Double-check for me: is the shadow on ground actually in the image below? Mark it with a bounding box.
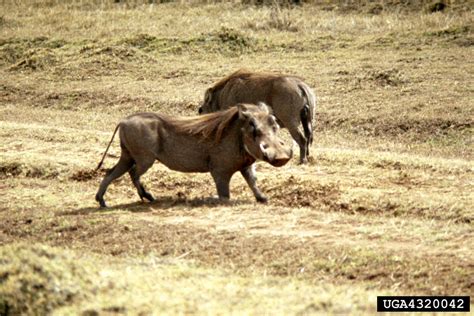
[59,196,252,216]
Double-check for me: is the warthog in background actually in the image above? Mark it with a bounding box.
[198,70,316,164]
[95,103,292,207]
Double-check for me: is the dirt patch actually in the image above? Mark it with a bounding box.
[215,27,254,48]
[39,90,147,110]
[177,27,257,55]
[423,25,473,46]
[70,169,100,182]
[424,25,471,38]
[121,33,158,49]
[0,37,65,69]
[1,85,154,110]
[87,45,156,63]
[373,160,403,170]
[150,171,209,192]
[0,37,157,74]
[0,84,35,103]
[358,117,473,138]
[116,29,256,56]
[366,69,405,87]
[264,176,341,209]
[0,46,24,67]
[65,45,156,77]
[317,110,472,140]
[319,0,471,14]
[334,68,406,89]
[0,162,22,178]
[452,36,474,47]
[8,48,58,72]
[0,162,60,180]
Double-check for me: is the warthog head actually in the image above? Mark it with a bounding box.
[239,103,292,167]
[198,88,215,114]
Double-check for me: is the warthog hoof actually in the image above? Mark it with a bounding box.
[142,192,155,202]
[299,157,308,165]
[218,196,230,203]
[95,194,107,208]
[256,195,268,203]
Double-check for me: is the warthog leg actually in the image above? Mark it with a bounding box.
[210,170,232,201]
[128,161,155,203]
[95,154,134,208]
[241,165,267,203]
[288,127,308,164]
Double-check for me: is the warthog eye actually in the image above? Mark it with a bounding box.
[249,120,259,139]
[268,115,279,132]
[268,115,276,125]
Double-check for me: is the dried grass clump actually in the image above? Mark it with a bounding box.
[268,2,300,32]
[8,48,58,72]
[0,162,61,179]
[244,2,301,32]
[0,243,96,315]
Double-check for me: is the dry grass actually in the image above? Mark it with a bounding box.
[1,1,473,314]
[1,243,384,315]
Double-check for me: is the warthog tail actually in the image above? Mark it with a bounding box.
[298,83,316,145]
[300,104,312,146]
[96,123,121,171]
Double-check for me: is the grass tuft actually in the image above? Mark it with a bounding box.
[0,162,61,179]
[0,243,95,315]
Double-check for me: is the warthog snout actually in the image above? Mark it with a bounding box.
[260,142,293,167]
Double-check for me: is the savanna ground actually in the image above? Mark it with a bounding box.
[0,0,473,314]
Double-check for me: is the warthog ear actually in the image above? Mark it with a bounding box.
[204,88,213,104]
[257,102,270,114]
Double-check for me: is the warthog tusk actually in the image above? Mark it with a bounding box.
[259,143,269,161]
[244,143,259,160]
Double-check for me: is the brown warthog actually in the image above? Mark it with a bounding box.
[95,103,292,207]
[198,70,316,164]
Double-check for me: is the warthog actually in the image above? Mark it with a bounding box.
[198,70,316,164]
[95,103,292,207]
